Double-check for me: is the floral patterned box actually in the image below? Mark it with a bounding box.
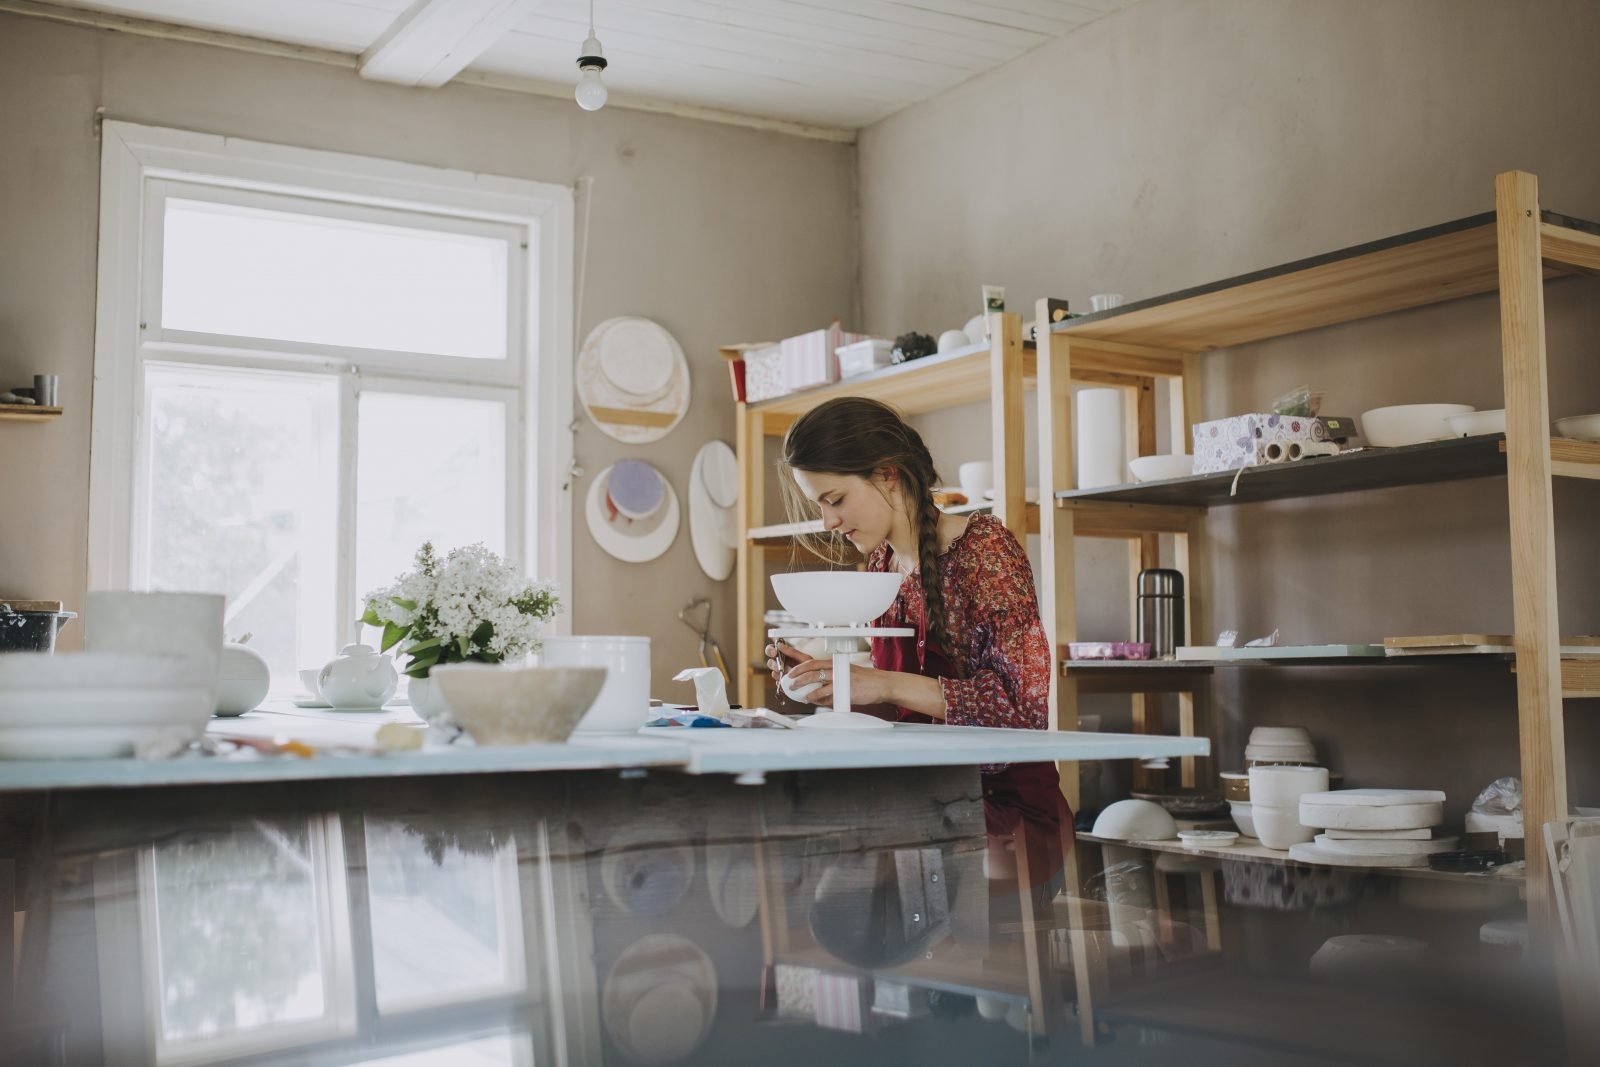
[1191,413,1357,474]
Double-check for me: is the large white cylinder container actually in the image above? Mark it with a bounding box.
[1076,388,1126,489]
[540,635,651,732]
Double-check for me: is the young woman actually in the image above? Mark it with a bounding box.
[766,396,1072,896]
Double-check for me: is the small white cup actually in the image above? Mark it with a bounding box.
[958,460,994,501]
[1090,293,1125,312]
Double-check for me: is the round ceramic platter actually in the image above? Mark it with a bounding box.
[601,934,717,1066]
[600,825,695,918]
[578,317,691,443]
[688,442,737,581]
[586,461,680,563]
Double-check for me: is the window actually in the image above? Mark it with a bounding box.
[92,123,574,691]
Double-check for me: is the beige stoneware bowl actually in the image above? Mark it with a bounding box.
[431,664,607,745]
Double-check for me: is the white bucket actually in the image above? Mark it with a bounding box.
[540,635,651,732]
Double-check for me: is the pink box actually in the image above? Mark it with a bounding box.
[780,322,867,392]
[1191,414,1350,474]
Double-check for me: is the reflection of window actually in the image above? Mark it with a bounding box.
[363,819,527,1014]
[141,816,355,1064]
[349,1030,534,1067]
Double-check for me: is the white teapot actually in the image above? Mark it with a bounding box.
[318,644,399,710]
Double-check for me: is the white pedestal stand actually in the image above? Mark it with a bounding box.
[769,626,914,731]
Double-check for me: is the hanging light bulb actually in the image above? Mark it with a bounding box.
[574,0,608,111]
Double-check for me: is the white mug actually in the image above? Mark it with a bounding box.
[540,635,646,732]
[958,460,993,501]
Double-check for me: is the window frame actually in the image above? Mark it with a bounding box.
[91,121,574,627]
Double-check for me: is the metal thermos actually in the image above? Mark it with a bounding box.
[1136,569,1185,658]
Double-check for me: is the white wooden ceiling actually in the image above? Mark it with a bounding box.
[19,0,1137,133]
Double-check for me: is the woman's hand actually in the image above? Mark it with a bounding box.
[766,642,900,708]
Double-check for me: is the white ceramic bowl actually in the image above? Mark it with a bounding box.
[1252,802,1316,850]
[1445,409,1506,437]
[1555,414,1600,442]
[1359,404,1474,447]
[1249,765,1330,808]
[770,571,904,627]
[1091,798,1178,841]
[0,651,190,688]
[1249,725,1312,745]
[1128,454,1195,483]
[1228,799,1256,838]
[0,685,213,759]
[431,664,606,745]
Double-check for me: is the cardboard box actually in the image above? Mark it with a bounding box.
[1192,413,1358,474]
[718,323,867,403]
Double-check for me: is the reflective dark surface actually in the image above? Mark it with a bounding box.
[0,766,1581,1065]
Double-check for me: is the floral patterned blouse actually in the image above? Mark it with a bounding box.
[867,513,1051,730]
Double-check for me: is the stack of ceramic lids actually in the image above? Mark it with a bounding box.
[1289,789,1455,867]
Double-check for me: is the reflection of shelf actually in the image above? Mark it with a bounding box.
[1099,971,1529,1066]
[775,946,1033,1007]
[0,404,63,422]
[1078,832,1525,886]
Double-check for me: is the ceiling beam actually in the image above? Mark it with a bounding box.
[359,0,549,88]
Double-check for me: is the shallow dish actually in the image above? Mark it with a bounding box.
[1130,787,1227,816]
[1128,454,1195,483]
[1554,413,1600,441]
[1178,830,1239,849]
[1445,409,1506,437]
[1359,404,1474,447]
[770,571,904,627]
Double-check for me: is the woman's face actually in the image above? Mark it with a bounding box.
[792,468,898,555]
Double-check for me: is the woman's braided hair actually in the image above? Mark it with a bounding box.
[779,397,949,653]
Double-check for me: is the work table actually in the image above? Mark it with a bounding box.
[0,700,1208,792]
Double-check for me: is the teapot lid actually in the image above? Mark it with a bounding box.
[338,643,377,656]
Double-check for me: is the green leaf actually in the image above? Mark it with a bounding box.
[393,597,418,611]
[360,607,383,626]
[406,651,440,675]
[457,635,471,659]
[404,663,434,679]
[405,636,443,654]
[379,621,406,653]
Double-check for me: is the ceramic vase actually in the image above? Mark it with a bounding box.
[408,673,455,729]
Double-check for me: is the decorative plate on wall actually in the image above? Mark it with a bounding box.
[578,317,691,443]
[586,460,680,563]
[687,441,738,581]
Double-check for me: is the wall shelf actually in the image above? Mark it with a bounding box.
[0,404,62,422]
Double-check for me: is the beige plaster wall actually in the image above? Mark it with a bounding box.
[0,12,857,694]
[858,0,1600,815]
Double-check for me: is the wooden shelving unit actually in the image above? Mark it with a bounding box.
[730,314,1043,709]
[0,404,62,422]
[1031,175,1598,1046]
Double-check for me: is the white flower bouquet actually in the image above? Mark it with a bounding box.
[360,542,560,678]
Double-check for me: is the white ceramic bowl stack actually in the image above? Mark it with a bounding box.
[1247,765,1329,849]
[1244,725,1317,766]
[0,653,214,759]
[1290,789,1450,866]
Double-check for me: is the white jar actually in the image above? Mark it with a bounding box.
[540,635,650,732]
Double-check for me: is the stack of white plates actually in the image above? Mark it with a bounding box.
[0,652,213,759]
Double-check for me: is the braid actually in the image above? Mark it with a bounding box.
[912,470,949,653]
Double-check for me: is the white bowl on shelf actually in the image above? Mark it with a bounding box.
[1252,802,1316,850]
[1444,409,1506,437]
[1248,725,1312,745]
[1091,798,1178,841]
[770,571,904,627]
[1228,799,1257,838]
[1128,454,1195,483]
[1359,404,1474,447]
[1249,765,1330,808]
[1554,414,1600,441]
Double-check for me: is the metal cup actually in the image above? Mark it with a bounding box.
[33,374,59,407]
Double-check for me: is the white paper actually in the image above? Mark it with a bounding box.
[673,666,730,720]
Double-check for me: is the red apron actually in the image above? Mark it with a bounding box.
[870,628,1072,898]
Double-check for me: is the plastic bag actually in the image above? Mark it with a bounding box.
[1471,776,1522,816]
[1271,384,1324,418]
